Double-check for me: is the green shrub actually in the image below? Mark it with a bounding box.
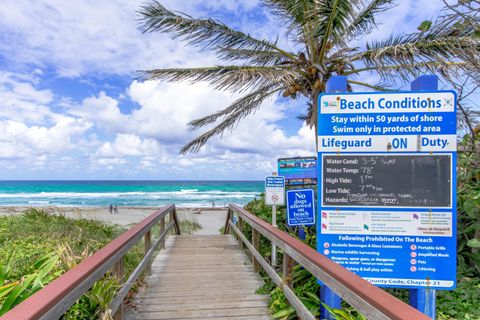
[0,209,143,318]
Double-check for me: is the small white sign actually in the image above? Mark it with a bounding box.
[265,176,285,205]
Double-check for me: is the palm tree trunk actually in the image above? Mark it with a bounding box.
[311,92,320,152]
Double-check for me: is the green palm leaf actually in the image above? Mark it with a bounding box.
[216,48,289,66]
[188,85,281,129]
[313,0,356,54]
[355,35,480,69]
[138,0,295,60]
[343,0,396,39]
[138,65,296,92]
[181,87,281,153]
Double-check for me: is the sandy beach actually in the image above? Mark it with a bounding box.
[0,206,228,235]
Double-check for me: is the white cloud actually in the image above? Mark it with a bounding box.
[71,92,129,133]
[96,133,163,157]
[0,72,57,124]
[128,80,238,142]
[0,118,92,160]
[0,0,257,77]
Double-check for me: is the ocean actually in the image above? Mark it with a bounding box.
[0,181,263,207]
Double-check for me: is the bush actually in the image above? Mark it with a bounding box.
[0,209,143,318]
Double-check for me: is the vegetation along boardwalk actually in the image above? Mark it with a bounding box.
[129,234,272,320]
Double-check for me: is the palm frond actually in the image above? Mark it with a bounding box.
[137,65,296,92]
[312,0,358,53]
[181,87,281,153]
[138,1,296,60]
[351,6,480,70]
[343,0,396,39]
[262,0,316,44]
[189,85,280,129]
[346,61,470,85]
[347,80,395,91]
[262,0,313,25]
[216,48,289,66]
[353,34,480,73]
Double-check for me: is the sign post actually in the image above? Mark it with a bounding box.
[408,75,442,318]
[278,156,317,240]
[265,175,285,267]
[317,75,457,319]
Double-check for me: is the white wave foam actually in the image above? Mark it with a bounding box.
[0,191,260,199]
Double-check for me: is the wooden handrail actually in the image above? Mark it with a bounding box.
[2,204,181,320]
[225,204,431,320]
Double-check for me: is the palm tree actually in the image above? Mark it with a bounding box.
[137,0,480,153]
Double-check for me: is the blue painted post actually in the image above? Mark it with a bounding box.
[298,228,306,241]
[319,76,346,319]
[410,74,437,319]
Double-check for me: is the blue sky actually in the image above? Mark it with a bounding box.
[0,0,445,180]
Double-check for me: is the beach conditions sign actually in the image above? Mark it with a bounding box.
[317,90,457,289]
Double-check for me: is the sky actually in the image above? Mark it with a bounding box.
[0,0,446,180]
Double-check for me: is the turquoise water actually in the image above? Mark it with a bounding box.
[0,181,263,207]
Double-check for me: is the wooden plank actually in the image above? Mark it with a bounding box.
[132,314,271,320]
[138,295,269,305]
[138,290,267,299]
[140,300,270,312]
[112,259,124,320]
[283,252,294,290]
[132,235,271,320]
[132,307,271,319]
[252,229,260,272]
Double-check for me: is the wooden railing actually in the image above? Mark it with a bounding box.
[224,204,431,320]
[2,204,181,320]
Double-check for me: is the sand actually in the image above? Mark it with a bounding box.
[0,206,228,235]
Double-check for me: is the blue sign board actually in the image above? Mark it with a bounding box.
[287,189,315,226]
[317,90,457,290]
[278,157,317,186]
[265,176,285,188]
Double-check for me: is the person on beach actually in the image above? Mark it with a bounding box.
[114,205,118,214]
[109,204,113,214]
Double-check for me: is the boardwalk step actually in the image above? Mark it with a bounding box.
[130,235,272,320]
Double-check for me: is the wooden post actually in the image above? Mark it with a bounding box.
[144,231,152,275]
[160,217,166,249]
[282,253,294,289]
[112,258,124,320]
[252,229,260,272]
[223,208,231,234]
[230,212,234,235]
[238,217,244,249]
[169,211,174,235]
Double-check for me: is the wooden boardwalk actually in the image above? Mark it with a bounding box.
[129,235,272,320]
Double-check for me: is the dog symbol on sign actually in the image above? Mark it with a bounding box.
[271,194,279,203]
